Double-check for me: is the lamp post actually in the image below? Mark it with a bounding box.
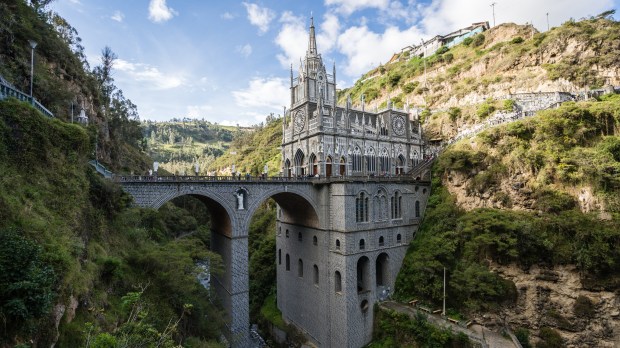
[546,12,550,31]
[29,40,38,103]
[490,2,497,27]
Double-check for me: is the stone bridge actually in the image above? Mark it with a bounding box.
[117,174,430,347]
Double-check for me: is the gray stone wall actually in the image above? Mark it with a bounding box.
[120,178,430,348]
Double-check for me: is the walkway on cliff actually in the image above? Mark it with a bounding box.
[379,301,520,348]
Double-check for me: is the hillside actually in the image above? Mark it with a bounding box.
[142,119,236,175]
[0,0,150,172]
[340,16,620,140]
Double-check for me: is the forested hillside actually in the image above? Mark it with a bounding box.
[0,2,228,346]
[142,119,236,175]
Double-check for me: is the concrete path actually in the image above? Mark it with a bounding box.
[380,301,517,348]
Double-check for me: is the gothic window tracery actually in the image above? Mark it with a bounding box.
[352,146,363,172]
[391,191,402,219]
[356,191,369,222]
[365,146,376,173]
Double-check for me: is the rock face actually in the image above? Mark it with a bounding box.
[490,263,619,347]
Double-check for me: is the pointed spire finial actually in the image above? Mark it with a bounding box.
[307,12,317,56]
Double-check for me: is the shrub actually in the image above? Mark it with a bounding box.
[403,81,419,94]
[503,99,516,111]
[436,46,449,55]
[443,52,454,63]
[515,327,532,348]
[472,34,485,47]
[573,295,595,319]
[537,327,564,348]
[388,72,402,87]
[477,99,496,119]
[448,107,462,122]
[532,189,576,213]
[462,37,473,46]
[511,36,525,44]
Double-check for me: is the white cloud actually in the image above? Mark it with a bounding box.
[317,13,340,53]
[324,0,389,15]
[420,0,614,36]
[186,104,214,118]
[243,2,276,34]
[232,77,289,110]
[236,44,253,57]
[221,12,235,20]
[111,10,124,22]
[337,24,422,76]
[114,59,183,90]
[275,11,307,67]
[148,0,177,23]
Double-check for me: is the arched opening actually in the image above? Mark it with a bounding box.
[396,154,405,175]
[309,153,318,176]
[396,234,402,244]
[336,239,341,250]
[284,159,291,178]
[286,254,290,271]
[379,236,384,246]
[326,156,332,177]
[357,256,370,293]
[313,235,318,246]
[313,264,319,285]
[415,200,420,217]
[278,249,281,264]
[359,239,365,250]
[294,149,305,176]
[335,271,342,292]
[339,156,346,176]
[376,253,389,286]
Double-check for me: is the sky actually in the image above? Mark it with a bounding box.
[50,0,619,126]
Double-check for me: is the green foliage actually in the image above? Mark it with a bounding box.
[448,107,462,122]
[476,98,496,119]
[388,72,402,87]
[532,189,576,213]
[511,36,525,44]
[436,46,449,55]
[515,327,532,348]
[573,295,595,319]
[369,308,472,347]
[503,99,516,111]
[402,81,418,94]
[536,327,564,348]
[462,37,473,46]
[472,33,485,47]
[0,227,56,340]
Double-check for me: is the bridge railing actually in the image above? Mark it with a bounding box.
[114,174,428,184]
[0,81,54,118]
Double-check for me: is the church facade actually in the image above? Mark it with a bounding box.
[280,20,425,178]
[275,19,429,348]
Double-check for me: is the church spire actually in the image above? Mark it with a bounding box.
[307,15,317,57]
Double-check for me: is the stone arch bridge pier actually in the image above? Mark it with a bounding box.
[118,174,430,347]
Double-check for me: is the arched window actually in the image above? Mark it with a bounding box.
[298,232,302,242]
[286,254,290,271]
[278,249,281,265]
[396,154,405,174]
[352,146,363,173]
[313,235,318,246]
[294,149,305,176]
[335,271,342,292]
[365,147,376,173]
[286,229,289,238]
[396,234,402,244]
[309,153,318,176]
[379,147,390,174]
[298,259,303,277]
[379,236,384,246]
[336,239,341,250]
[359,239,365,250]
[356,192,369,222]
[415,200,420,217]
[391,191,402,219]
[313,265,319,285]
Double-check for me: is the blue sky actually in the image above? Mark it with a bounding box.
[50,0,619,125]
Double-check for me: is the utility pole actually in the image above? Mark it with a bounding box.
[28,40,37,103]
[490,2,497,27]
[546,12,550,31]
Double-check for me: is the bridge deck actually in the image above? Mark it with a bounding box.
[114,175,430,184]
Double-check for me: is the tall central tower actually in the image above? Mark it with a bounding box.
[276,18,428,348]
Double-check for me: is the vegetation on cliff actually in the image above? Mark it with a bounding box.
[0,100,225,346]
